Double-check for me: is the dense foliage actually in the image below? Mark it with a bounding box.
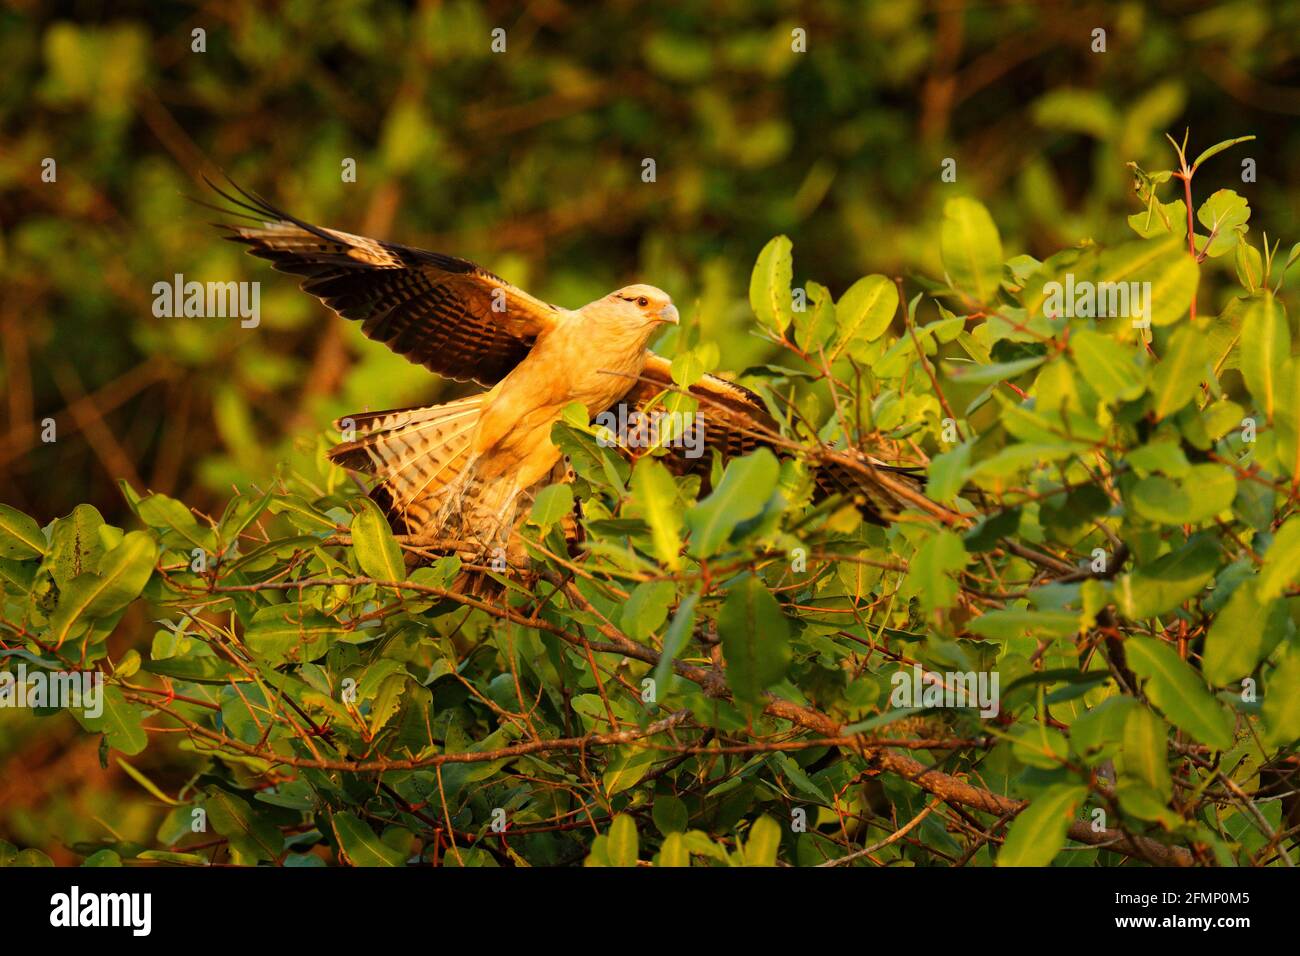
[3,129,1299,866]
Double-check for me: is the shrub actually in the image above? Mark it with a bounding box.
[2,135,1297,867]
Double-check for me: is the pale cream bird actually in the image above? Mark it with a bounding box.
[213,181,921,567]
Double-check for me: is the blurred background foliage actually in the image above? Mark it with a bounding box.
[2,0,1300,860]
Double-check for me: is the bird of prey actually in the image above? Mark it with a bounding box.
[213,183,923,567]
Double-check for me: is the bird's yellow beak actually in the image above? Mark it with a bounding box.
[657,303,680,325]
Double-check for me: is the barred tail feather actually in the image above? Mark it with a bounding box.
[327,396,485,538]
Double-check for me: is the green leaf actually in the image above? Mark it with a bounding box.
[795,280,838,352]
[1121,706,1172,799]
[1011,723,1071,769]
[244,607,346,664]
[1191,135,1255,172]
[1235,240,1264,292]
[0,847,55,867]
[1259,517,1300,601]
[940,197,1003,306]
[1113,534,1218,619]
[1071,331,1146,402]
[219,486,274,547]
[1263,651,1300,747]
[1275,358,1300,479]
[970,442,1080,482]
[116,757,180,806]
[1195,189,1250,258]
[1126,637,1233,750]
[1127,199,1187,239]
[0,504,46,560]
[749,235,793,334]
[904,530,967,614]
[743,815,781,866]
[1070,696,1136,761]
[135,493,215,552]
[967,609,1080,641]
[630,458,683,569]
[652,795,689,835]
[1150,326,1210,419]
[1239,292,1289,421]
[204,787,286,863]
[1125,440,1189,477]
[652,593,698,697]
[331,811,405,867]
[133,850,207,866]
[774,751,829,802]
[529,483,574,528]
[1094,236,1198,327]
[685,448,780,557]
[46,531,157,647]
[670,342,719,388]
[620,580,674,639]
[997,784,1086,867]
[367,672,407,736]
[350,498,406,583]
[45,504,106,588]
[1202,581,1288,685]
[606,814,639,867]
[658,832,690,867]
[926,442,972,503]
[1129,465,1235,526]
[81,849,122,867]
[830,274,897,359]
[603,744,658,797]
[718,575,791,706]
[73,685,147,755]
[945,355,1046,385]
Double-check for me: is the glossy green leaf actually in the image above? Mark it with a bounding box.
[941,197,1003,305]
[630,458,683,569]
[1239,292,1289,421]
[529,483,574,528]
[0,504,46,560]
[350,498,406,582]
[749,235,793,334]
[904,530,967,614]
[606,814,639,867]
[1150,326,1210,419]
[1126,637,1233,750]
[331,811,405,867]
[831,274,897,359]
[685,448,780,557]
[743,815,781,866]
[1258,516,1300,602]
[1202,581,1289,685]
[1121,705,1172,799]
[997,784,1086,867]
[717,575,791,706]
[46,531,157,647]
[1263,651,1300,747]
[1071,330,1146,401]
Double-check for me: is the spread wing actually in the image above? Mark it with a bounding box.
[621,354,925,524]
[212,180,561,386]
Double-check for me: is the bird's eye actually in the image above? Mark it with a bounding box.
[637,297,649,307]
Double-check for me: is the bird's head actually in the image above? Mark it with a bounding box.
[596,284,679,332]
